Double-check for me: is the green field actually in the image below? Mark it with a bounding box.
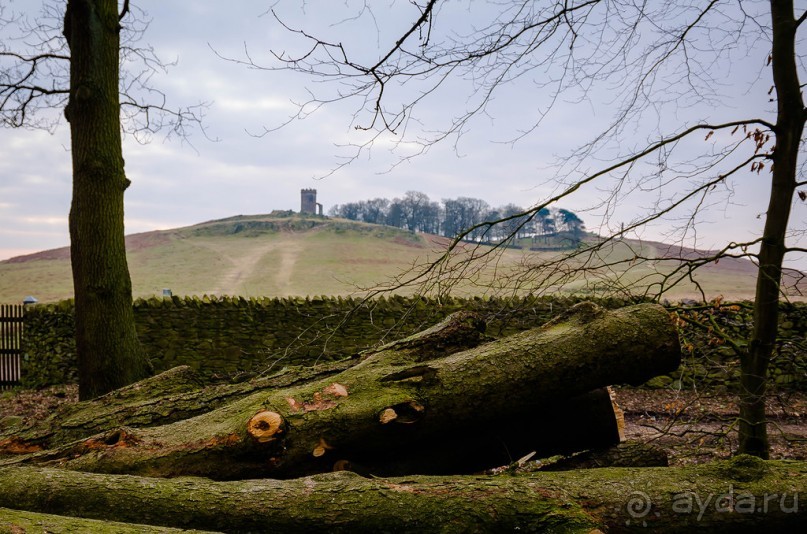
[1,214,801,303]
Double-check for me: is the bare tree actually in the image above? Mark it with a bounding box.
[1,0,203,399]
[245,0,806,458]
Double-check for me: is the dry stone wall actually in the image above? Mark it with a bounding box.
[19,296,806,391]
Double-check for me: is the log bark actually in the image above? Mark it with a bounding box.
[0,455,803,533]
[1,303,680,479]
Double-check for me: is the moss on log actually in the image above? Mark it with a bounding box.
[361,309,489,361]
[0,456,803,533]
[0,507,215,533]
[2,303,679,479]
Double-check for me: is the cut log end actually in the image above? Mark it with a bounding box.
[247,411,284,443]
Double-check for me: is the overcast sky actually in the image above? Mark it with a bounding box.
[1,1,805,270]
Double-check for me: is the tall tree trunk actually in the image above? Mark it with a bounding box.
[63,0,149,400]
[740,0,805,458]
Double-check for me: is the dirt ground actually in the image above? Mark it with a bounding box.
[1,385,805,466]
[613,386,807,464]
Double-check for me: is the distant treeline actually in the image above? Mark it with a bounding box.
[329,191,585,244]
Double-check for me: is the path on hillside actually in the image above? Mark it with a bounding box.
[273,241,301,294]
[194,238,302,296]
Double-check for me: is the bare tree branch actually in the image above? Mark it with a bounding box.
[1,1,206,140]
[119,0,130,22]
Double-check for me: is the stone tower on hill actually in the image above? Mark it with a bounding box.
[300,189,323,215]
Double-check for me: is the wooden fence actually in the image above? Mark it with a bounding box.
[0,304,23,389]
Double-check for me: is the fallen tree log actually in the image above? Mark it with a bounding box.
[1,310,489,452]
[2,303,679,479]
[0,456,803,532]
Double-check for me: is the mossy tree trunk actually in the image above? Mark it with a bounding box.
[3,303,680,480]
[63,0,149,400]
[0,456,804,532]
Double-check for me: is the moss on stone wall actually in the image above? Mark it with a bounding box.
[18,296,806,391]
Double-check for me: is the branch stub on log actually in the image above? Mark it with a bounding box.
[312,438,333,457]
[379,408,398,424]
[379,401,425,425]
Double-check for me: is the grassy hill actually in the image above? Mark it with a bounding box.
[1,213,802,303]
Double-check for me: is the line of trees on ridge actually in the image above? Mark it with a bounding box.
[329,191,586,247]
